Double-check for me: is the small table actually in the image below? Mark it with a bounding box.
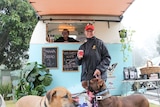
[122,79,160,104]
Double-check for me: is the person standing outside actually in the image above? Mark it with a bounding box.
[76,23,111,89]
[54,29,79,42]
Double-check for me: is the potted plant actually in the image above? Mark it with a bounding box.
[119,29,127,38]
[119,29,135,62]
[10,62,53,100]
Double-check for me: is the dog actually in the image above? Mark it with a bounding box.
[82,78,149,107]
[16,87,76,107]
[0,94,6,107]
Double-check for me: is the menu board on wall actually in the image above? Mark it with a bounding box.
[42,47,58,68]
[63,50,78,71]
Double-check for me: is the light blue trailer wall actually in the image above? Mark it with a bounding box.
[29,43,132,95]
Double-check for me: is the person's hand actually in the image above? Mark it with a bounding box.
[77,50,84,59]
[93,69,101,78]
[77,54,83,59]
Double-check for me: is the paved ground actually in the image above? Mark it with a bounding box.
[121,80,160,105]
[144,88,160,105]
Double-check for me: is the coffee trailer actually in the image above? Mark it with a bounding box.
[28,0,134,95]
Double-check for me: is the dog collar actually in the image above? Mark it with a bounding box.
[96,89,109,96]
[40,97,48,107]
[44,100,47,107]
[95,94,111,100]
[95,89,111,100]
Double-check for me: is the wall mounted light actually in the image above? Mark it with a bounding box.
[58,24,75,31]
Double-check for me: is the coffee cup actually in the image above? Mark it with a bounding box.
[78,50,84,57]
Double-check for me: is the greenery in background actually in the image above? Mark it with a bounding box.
[0,0,38,70]
[0,83,12,100]
[11,62,53,100]
[119,29,135,62]
[54,34,62,41]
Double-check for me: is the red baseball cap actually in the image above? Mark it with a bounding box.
[85,24,94,31]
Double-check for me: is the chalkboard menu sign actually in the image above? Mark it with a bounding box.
[42,47,58,68]
[63,50,78,71]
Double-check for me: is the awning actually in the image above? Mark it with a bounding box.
[28,0,134,22]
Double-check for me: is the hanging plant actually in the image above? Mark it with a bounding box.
[119,29,127,38]
[119,29,135,62]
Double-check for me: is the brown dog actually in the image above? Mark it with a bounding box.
[82,78,149,107]
[16,87,76,107]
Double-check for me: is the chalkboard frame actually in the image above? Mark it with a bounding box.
[42,47,58,68]
[62,50,79,72]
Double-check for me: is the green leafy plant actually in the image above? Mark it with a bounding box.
[0,0,38,70]
[119,29,135,62]
[54,34,62,41]
[119,29,127,38]
[0,83,12,100]
[11,62,53,100]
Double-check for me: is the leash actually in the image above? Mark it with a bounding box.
[72,90,87,98]
[72,91,91,107]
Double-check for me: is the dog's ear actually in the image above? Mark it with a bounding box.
[90,78,98,83]
[82,81,88,90]
[97,79,104,87]
[46,90,56,104]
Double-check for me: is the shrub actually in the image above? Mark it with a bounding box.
[11,62,53,100]
[0,83,12,100]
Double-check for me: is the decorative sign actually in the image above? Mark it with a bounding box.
[107,78,116,89]
[107,63,118,77]
[63,50,78,71]
[42,47,58,68]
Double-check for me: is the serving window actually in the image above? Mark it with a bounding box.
[46,23,87,43]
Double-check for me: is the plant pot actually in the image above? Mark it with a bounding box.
[119,29,127,38]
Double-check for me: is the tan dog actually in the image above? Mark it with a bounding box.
[16,87,76,107]
[82,78,149,107]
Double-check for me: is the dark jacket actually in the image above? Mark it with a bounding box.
[54,37,79,42]
[76,36,111,81]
